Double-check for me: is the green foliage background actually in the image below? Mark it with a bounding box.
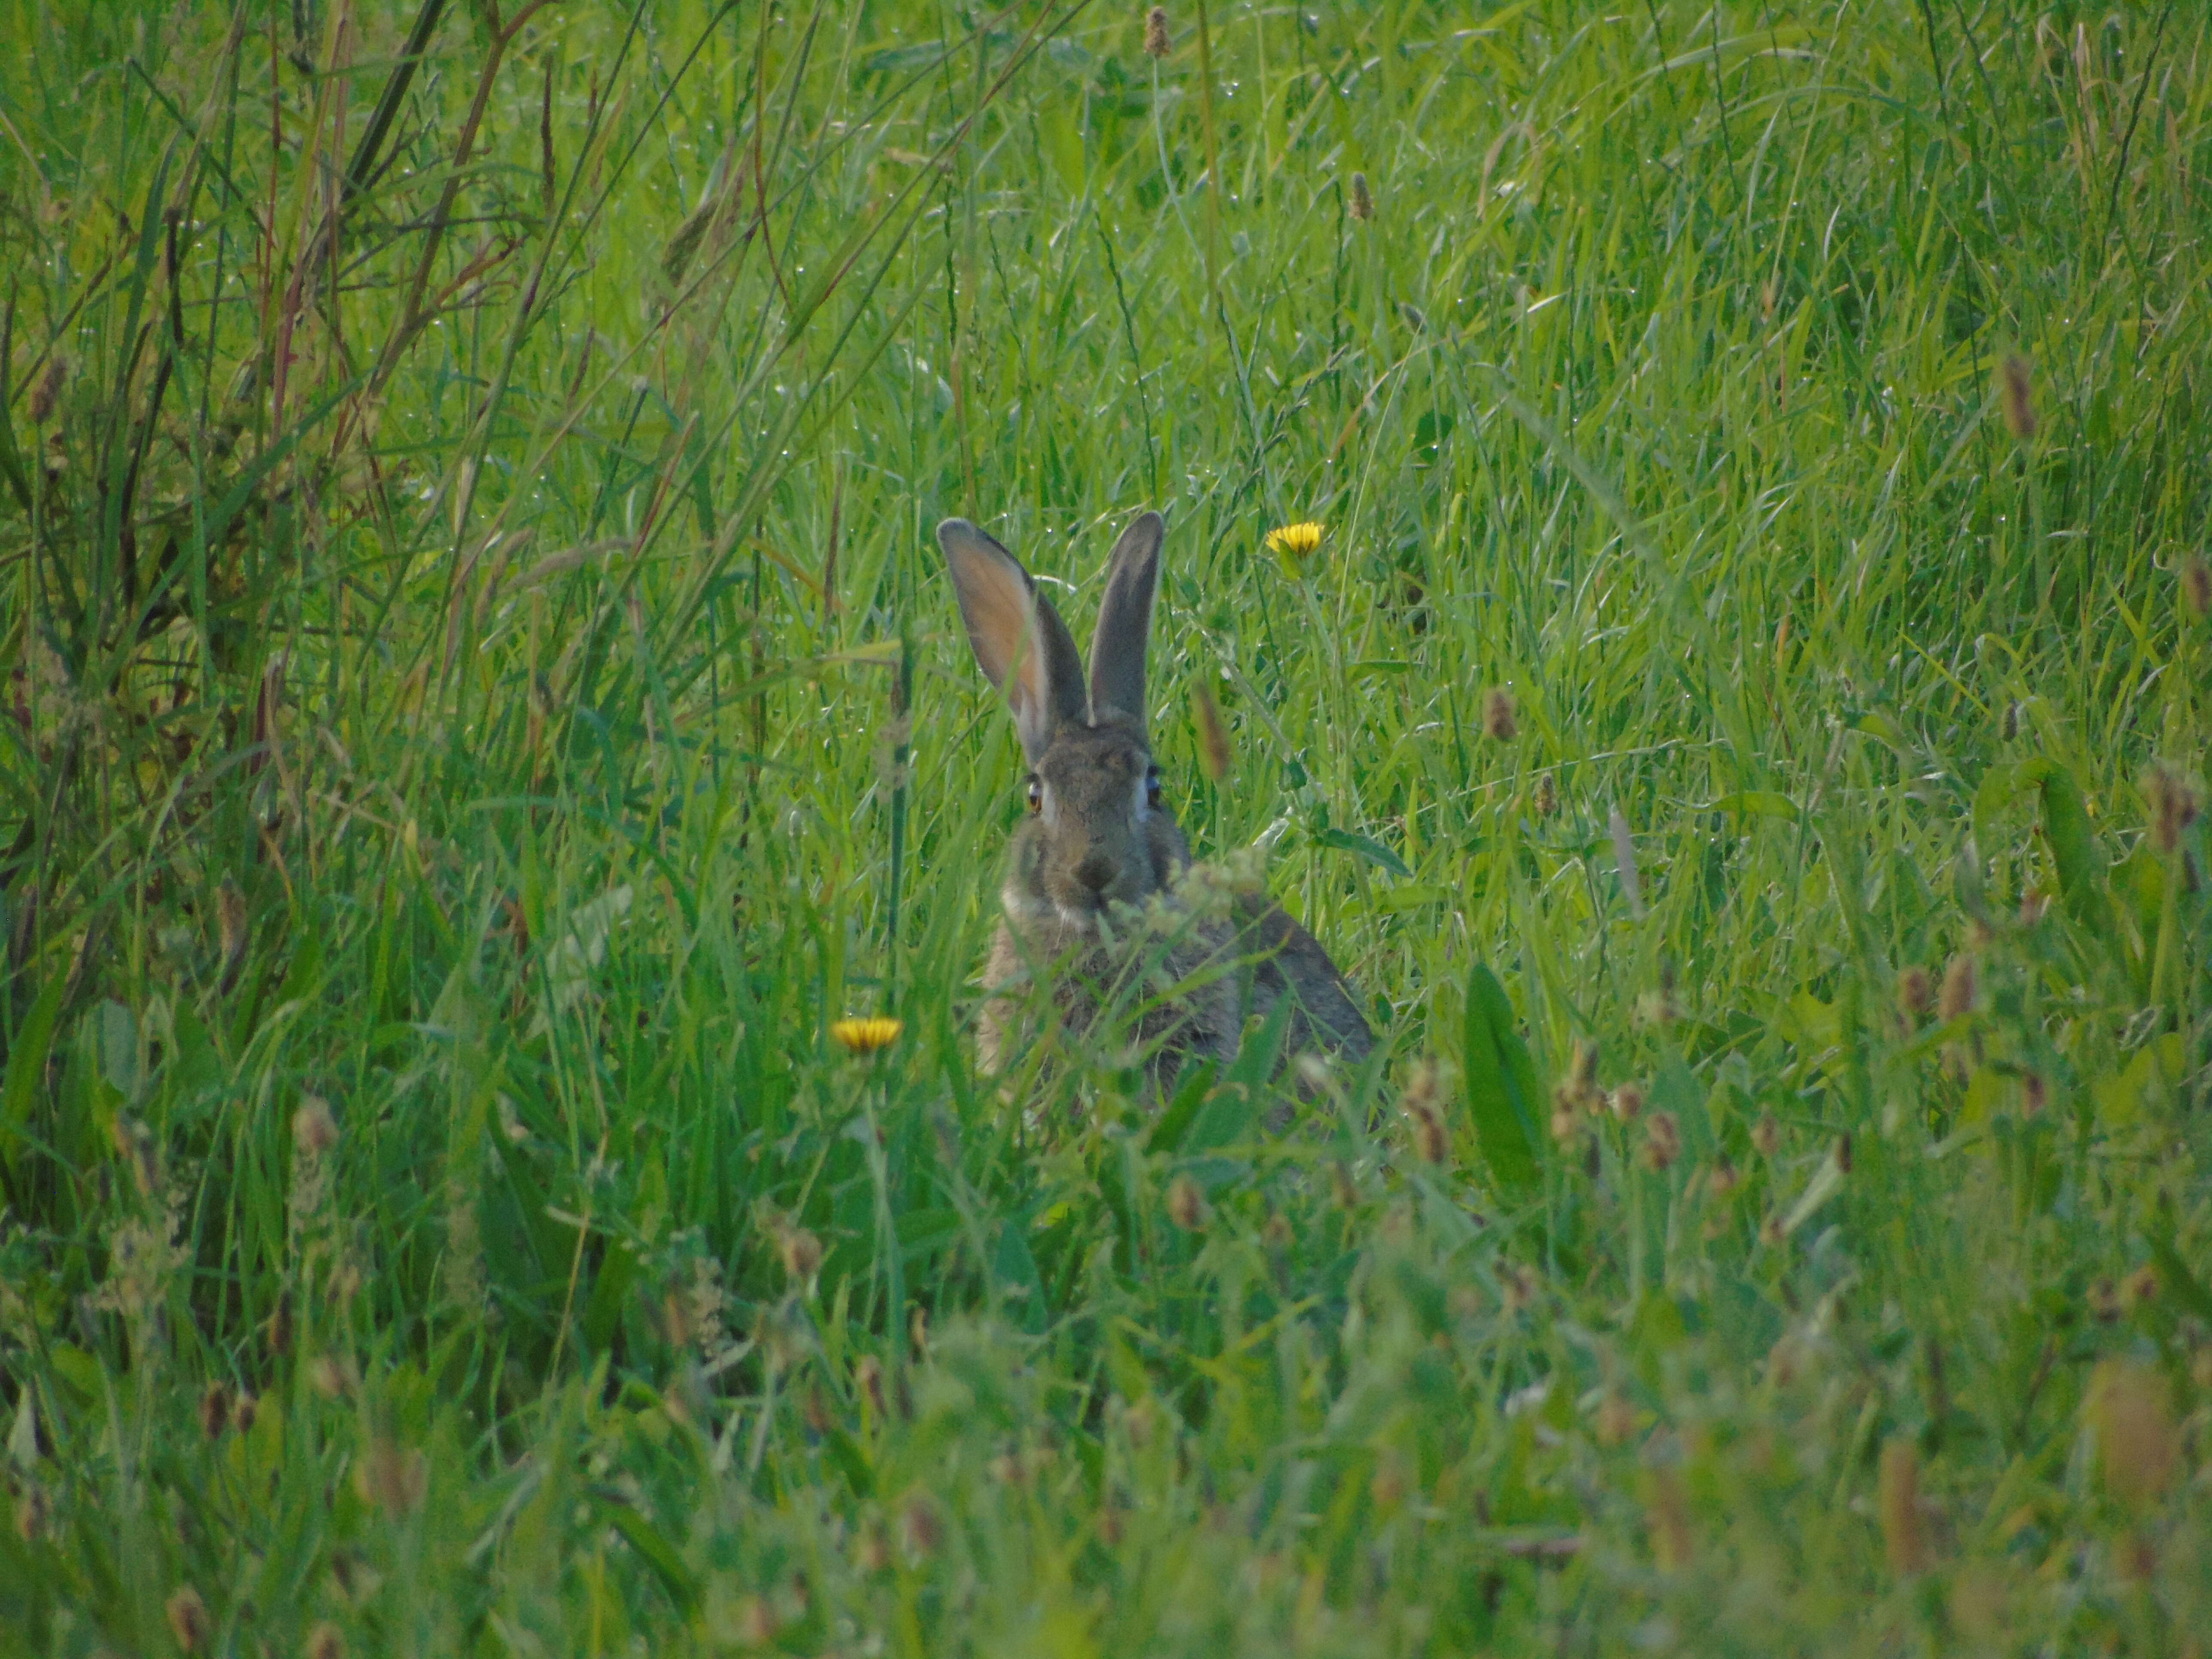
[2,1,2210,1653]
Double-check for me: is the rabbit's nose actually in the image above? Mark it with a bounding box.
[1074,852,1118,893]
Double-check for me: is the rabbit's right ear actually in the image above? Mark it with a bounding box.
[1089,511,1164,726]
[939,519,1087,763]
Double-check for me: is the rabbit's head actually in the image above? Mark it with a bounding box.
[940,512,1182,928]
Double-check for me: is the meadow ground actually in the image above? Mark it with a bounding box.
[3,1,2211,1653]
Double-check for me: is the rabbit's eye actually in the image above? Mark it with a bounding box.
[1146,768,1164,811]
[1025,776,1043,815]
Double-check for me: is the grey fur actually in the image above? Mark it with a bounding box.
[939,512,1373,1098]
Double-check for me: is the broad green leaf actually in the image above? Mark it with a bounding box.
[1146,1058,1216,1155]
[1369,884,1450,914]
[1316,827,1412,879]
[1461,963,1543,1195]
[2038,766,2106,922]
[2148,1234,2212,1323]
[602,1504,697,1612]
[1,967,68,1169]
[2092,1033,2185,1126]
[1972,757,2039,843]
[1706,790,1799,822]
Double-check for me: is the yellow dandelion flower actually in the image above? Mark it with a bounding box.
[1266,522,1326,578]
[830,1015,903,1055]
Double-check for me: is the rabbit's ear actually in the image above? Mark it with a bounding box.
[940,518,1088,762]
[1088,511,1164,727]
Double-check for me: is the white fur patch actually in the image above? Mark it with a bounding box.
[1002,878,1054,922]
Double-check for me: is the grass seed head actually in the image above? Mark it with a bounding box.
[855,1354,885,1418]
[198,1382,230,1440]
[1167,1173,1209,1232]
[857,1517,892,1574]
[1595,1392,1636,1446]
[1483,686,1517,741]
[1563,1037,1599,1106]
[2144,764,2199,855]
[307,1623,346,1659]
[901,1492,943,1557]
[1329,1159,1359,1210]
[2087,1276,2121,1323]
[1752,1112,1780,1158]
[733,1595,778,1647]
[1999,352,2036,440]
[217,878,249,988]
[1643,1461,1692,1570]
[28,354,65,425]
[1938,954,1978,1021]
[1403,1060,1451,1164]
[1192,680,1232,784]
[1766,1331,1805,1387]
[1548,1095,1580,1146]
[231,1391,257,1435]
[293,1095,339,1158]
[167,1586,210,1654]
[308,1353,353,1399]
[1642,1111,1681,1171]
[359,1436,426,1512]
[1120,1398,1157,1447]
[1370,1451,1410,1510]
[14,1480,49,1542]
[1878,1439,1929,1576]
[2182,556,2212,621]
[778,1225,823,1286]
[1708,1156,1740,1197]
[1609,1081,1644,1121]
[1533,771,1558,816]
[2021,1071,2047,1116]
[1143,6,1170,58]
[1896,965,1933,1022]
[111,1115,158,1198]
[1939,1040,1970,1082]
[1349,171,1375,222]
[2088,1360,2176,1508]
[1500,1261,1538,1312]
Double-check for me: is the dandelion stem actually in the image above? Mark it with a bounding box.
[886,624,912,1013]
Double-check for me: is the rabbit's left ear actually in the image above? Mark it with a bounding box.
[1089,512,1164,726]
[940,517,1088,762]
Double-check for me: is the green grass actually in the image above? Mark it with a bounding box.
[3,0,2211,1652]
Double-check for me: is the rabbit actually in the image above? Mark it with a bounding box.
[939,510,1374,1097]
